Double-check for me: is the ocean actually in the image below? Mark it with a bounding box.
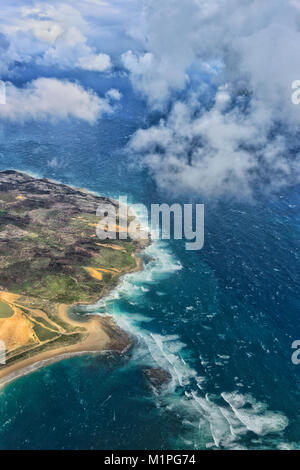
[0,74,299,450]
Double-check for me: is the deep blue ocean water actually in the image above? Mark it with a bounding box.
[0,75,299,449]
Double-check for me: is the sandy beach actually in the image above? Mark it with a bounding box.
[0,171,149,390]
[0,303,132,389]
[0,249,146,389]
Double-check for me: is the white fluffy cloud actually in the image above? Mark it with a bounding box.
[126,0,300,197]
[131,88,299,197]
[0,78,117,123]
[124,0,300,117]
[1,0,300,198]
[77,53,111,72]
[105,88,122,100]
[0,2,114,73]
[122,50,189,110]
[121,0,200,109]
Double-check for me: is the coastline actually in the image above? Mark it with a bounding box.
[0,351,111,390]
[0,304,133,389]
[0,171,150,389]
[0,245,147,389]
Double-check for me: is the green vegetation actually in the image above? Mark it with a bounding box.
[102,272,113,283]
[47,313,78,332]
[0,301,14,318]
[19,307,61,332]
[125,242,136,254]
[32,322,59,342]
[0,171,146,374]
[34,316,60,331]
[91,248,136,271]
[5,341,37,361]
[39,274,102,303]
[0,170,144,309]
[2,333,85,367]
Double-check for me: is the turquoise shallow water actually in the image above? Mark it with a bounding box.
[0,76,299,449]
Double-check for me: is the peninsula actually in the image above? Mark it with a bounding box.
[0,170,147,386]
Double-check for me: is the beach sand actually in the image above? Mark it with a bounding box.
[0,303,132,389]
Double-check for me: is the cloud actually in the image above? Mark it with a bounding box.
[77,53,111,72]
[1,0,299,198]
[121,0,200,109]
[0,0,146,76]
[0,78,115,123]
[105,88,122,100]
[0,32,9,51]
[130,88,300,198]
[126,0,300,198]
[0,2,116,74]
[122,50,189,109]
[30,4,112,71]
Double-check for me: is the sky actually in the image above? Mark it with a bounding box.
[1,0,300,199]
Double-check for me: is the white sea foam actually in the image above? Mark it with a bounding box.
[175,387,289,449]
[221,392,289,436]
[94,240,182,311]
[87,234,289,449]
[9,179,288,448]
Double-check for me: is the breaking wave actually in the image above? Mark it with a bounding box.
[83,235,290,450]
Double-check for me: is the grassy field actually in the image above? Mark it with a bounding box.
[32,322,59,342]
[0,301,14,318]
[0,171,145,372]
